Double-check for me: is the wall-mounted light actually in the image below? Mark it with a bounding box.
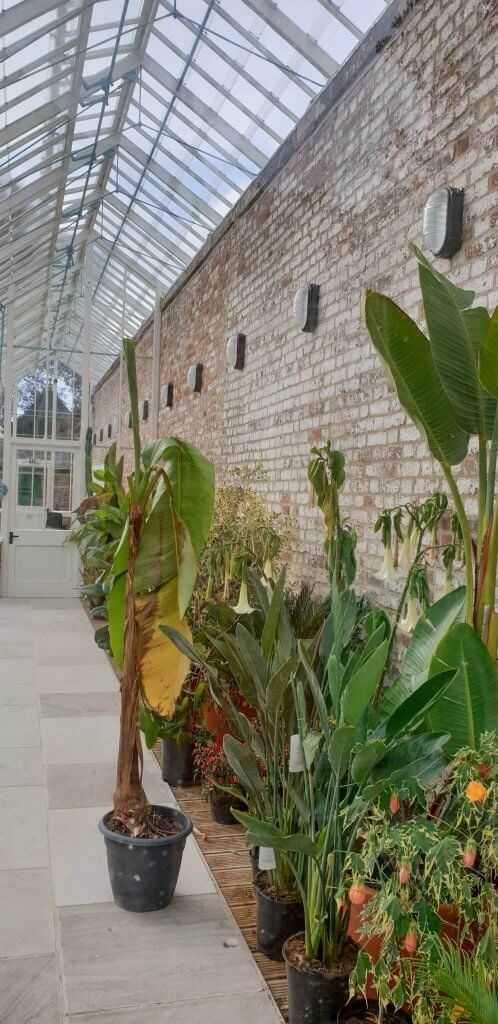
[293,283,320,332]
[125,409,132,428]
[422,187,464,258]
[187,363,203,393]
[107,423,112,439]
[139,399,148,421]
[226,332,246,370]
[161,382,174,408]
[99,428,104,442]
[92,432,97,446]
[112,418,119,436]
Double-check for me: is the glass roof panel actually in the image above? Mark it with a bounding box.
[0,0,390,388]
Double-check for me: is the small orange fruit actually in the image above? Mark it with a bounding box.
[389,793,400,815]
[466,780,487,803]
[463,842,476,868]
[399,863,411,885]
[349,884,368,906]
[403,928,417,954]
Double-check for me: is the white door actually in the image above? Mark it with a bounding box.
[7,447,79,598]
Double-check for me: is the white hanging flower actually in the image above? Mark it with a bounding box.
[399,596,419,634]
[263,558,273,579]
[443,575,452,596]
[378,544,396,581]
[398,534,412,571]
[409,529,420,560]
[231,581,254,615]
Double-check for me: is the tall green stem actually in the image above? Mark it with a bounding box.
[123,338,142,487]
[478,438,488,555]
[486,407,498,525]
[441,464,473,625]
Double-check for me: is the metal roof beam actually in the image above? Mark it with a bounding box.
[143,53,267,170]
[241,0,338,79]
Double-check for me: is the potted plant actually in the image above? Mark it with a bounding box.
[364,250,498,693]
[166,566,307,959]
[192,739,246,824]
[349,734,498,1019]
[139,668,206,786]
[88,338,215,912]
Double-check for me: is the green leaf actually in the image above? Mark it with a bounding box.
[298,639,330,741]
[351,739,387,785]
[232,810,318,859]
[223,735,264,797]
[328,725,356,779]
[369,733,450,790]
[384,669,456,743]
[429,622,498,755]
[302,731,322,769]
[479,306,498,399]
[235,624,267,703]
[261,566,286,662]
[413,248,496,437]
[377,587,466,721]
[341,639,389,726]
[266,658,292,717]
[364,291,469,466]
[141,437,215,558]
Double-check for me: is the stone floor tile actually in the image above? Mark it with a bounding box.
[64,990,281,1023]
[59,896,262,1015]
[0,747,43,787]
[0,786,49,870]
[46,760,171,810]
[41,716,120,765]
[0,682,37,707]
[35,663,117,694]
[39,691,120,718]
[0,954,62,1024]
[0,869,54,957]
[0,706,40,748]
[0,660,35,685]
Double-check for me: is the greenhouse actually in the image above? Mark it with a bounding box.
[0,0,497,1021]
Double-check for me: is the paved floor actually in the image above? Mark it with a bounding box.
[0,598,283,1023]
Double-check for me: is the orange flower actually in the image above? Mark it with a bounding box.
[466,780,487,803]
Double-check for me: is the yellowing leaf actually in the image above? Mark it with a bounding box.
[136,578,191,716]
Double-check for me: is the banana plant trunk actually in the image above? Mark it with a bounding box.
[113,505,150,823]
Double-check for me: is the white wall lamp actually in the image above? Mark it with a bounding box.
[422,187,464,258]
[139,399,148,421]
[187,363,203,393]
[293,283,320,332]
[226,332,246,370]
[161,383,174,408]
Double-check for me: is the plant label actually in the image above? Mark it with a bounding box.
[289,733,305,772]
[258,846,276,870]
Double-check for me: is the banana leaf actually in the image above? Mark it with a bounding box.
[136,578,191,716]
[364,291,469,466]
[479,305,498,399]
[413,245,497,437]
[428,622,498,755]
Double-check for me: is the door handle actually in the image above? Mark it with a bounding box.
[9,532,19,544]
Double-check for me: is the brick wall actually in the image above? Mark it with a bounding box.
[92,0,498,612]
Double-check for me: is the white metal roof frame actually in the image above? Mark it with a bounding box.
[0,0,389,389]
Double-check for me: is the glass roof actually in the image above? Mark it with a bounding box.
[0,0,388,387]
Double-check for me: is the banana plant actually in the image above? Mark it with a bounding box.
[364,248,498,647]
[104,338,214,829]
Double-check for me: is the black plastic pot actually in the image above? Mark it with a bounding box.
[161,737,195,787]
[283,932,352,1024]
[249,845,259,881]
[99,804,192,913]
[254,872,304,961]
[209,789,243,824]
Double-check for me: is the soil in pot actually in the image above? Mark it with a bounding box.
[209,789,244,824]
[162,736,195,787]
[338,1000,412,1023]
[283,932,357,1024]
[99,804,192,912]
[254,871,304,961]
